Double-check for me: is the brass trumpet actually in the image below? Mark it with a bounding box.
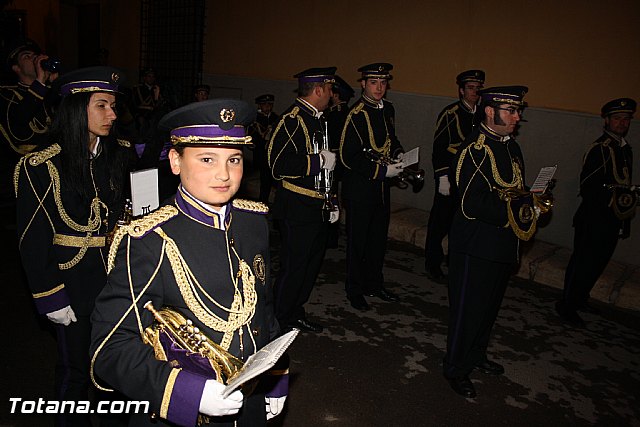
[143,301,244,385]
[493,186,553,214]
[312,120,335,211]
[364,149,425,193]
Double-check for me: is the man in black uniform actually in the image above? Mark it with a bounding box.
[444,86,551,398]
[324,74,355,248]
[16,66,135,426]
[0,39,57,210]
[557,98,636,327]
[425,69,485,284]
[268,67,339,333]
[91,99,289,426]
[339,63,405,311]
[248,94,280,203]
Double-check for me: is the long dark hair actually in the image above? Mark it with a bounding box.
[48,92,130,204]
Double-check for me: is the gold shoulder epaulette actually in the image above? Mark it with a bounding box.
[352,102,365,114]
[285,106,300,119]
[472,134,486,149]
[127,205,179,238]
[27,144,61,166]
[232,198,269,214]
[107,205,179,273]
[117,138,131,148]
[447,104,460,114]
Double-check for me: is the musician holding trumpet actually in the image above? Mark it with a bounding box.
[91,99,289,426]
[339,62,405,312]
[558,98,637,327]
[267,67,340,333]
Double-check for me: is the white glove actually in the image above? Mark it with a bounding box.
[438,175,451,196]
[320,150,336,171]
[386,162,405,178]
[396,152,404,162]
[46,306,77,326]
[534,205,541,219]
[265,396,287,420]
[199,379,243,417]
[329,209,340,224]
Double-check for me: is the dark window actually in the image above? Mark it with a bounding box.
[139,0,206,107]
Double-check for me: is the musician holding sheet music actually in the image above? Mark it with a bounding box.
[444,85,553,399]
[90,99,289,426]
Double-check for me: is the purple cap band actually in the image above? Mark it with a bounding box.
[61,81,119,96]
[171,125,246,139]
[298,76,334,83]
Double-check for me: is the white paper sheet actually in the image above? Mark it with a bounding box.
[130,168,159,216]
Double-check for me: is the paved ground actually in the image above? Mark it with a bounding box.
[1,196,639,426]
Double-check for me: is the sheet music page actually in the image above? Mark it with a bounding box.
[130,168,159,216]
[530,165,557,193]
[403,147,419,167]
[222,329,299,397]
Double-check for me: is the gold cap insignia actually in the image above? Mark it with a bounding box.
[220,108,235,123]
[111,72,120,83]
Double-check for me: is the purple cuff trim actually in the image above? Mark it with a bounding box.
[61,81,119,96]
[34,288,71,315]
[30,80,48,98]
[171,125,245,139]
[265,373,289,398]
[167,370,207,427]
[376,165,386,181]
[309,154,321,176]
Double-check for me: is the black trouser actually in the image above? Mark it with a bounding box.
[425,191,455,271]
[344,199,390,298]
[444,253,511,378]
[274,218,328,325]
[54,316,129,427]
[54,315,93,427]
[258,165,273,204]
[562,214,620,310]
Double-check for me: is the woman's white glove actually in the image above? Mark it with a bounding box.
[46,306,77,326]
[320,150,336,171]
[329,209,340,224]
[265,396,287,420]
[199,380,243,417]
[438,175,451,196]
[386,162,405,178]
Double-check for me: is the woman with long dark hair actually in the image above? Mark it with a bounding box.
[15,66,135,426]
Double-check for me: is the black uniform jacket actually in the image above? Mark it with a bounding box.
[0,80,54,156]
[432,100,479,179]
[248,110,280,167]
[449,123,527,263]
[574,130,633,234]
[268,98,326,222]
[91,189,280,427]
[339,95,404,205]
[15,139,132,315]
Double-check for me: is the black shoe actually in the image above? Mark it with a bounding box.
[348,295,370,311]
[475,360,504,376]
[366,287,399,302]
[576,302,601,315]
[446,375,476,398]
[288,318,323,333]
[555,301,586,328]
[426,267,448,285]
